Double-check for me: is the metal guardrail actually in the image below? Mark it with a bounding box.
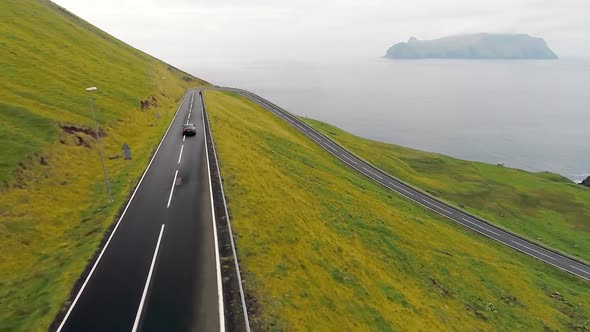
[200,90,251,332]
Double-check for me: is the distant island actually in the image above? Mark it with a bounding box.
[385,33,558,59]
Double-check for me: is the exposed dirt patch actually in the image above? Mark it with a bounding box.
[551,291,566,302]
[59,124,104,148]
[60,124,104,137]
[59,132,91,148]
[140,96,159,110]
[548,291,589,331]
[465,303,488,320]
[429,277,451,297]
[500,295,520,306]
[435,249,453,257]
[17,161,27,171]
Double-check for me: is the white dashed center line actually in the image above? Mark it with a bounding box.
[167,170,179,208]
[512,241,556,260]
[132,224,165,332]
[309,132,320,140]
[435,205,453,215]
[461,217,500,236]
[422,199,451,214]
[341,154,357,165]
[570,265,590,275]
[389,183,412,195]
[178,145,184,165]
[326,144,338,152]
[363,167,383,180]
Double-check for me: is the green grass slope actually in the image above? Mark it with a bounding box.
[0,1,207,330]
[205,90,589,331]
[302,119,590,263]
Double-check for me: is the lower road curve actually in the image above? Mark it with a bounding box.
[222,87,590,283]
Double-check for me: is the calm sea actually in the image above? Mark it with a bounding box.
[186,56,590,182]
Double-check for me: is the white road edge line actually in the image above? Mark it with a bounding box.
[131,224,166,332]
[167,170,179,208]
[183,135,186,142]
[203,91,251,331]
[55,91,191,332]
[201,91,226,332]
[178,145,184,165]
[512,240,556,260]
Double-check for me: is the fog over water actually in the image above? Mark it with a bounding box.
[187,56,590,182]
[50,1,590,181]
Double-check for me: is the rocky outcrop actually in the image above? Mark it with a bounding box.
[581,176,590,187]
[385,33,558,59]
[140,96,159,110]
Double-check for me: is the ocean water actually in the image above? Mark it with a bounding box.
[185,56,590,182]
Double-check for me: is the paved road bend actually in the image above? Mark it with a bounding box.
[231,88,590,283]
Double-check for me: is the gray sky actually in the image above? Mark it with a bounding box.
[53,0,590,66]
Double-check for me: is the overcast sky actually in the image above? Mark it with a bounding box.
[53,0,590,67]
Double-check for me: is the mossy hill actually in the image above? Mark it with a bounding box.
[385,34,557,59]
[0,1,207,330]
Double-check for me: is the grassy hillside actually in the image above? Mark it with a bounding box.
[205,90,589,331]
[0,1,208,330]
[301,119,590,263]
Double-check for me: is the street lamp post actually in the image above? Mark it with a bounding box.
[86,86,113,203]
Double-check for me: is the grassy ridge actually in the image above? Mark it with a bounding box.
[0,0,206,185]
[0,1,207,330]
[0,102,58,182]
[301,119,590,262]
[205,90,590,331]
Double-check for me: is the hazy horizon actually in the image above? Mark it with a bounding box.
[187,56,590,182]
[52,0,590,70]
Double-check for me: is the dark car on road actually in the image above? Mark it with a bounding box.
[183,123,196,136]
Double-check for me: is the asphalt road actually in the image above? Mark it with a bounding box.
[56,90,224,331]
[230,88,590,282]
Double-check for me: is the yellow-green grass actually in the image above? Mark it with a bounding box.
[300,119,590,263]
[205,90,589,331]
[0,1,208,330]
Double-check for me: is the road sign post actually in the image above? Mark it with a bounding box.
[122,143,132,160]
